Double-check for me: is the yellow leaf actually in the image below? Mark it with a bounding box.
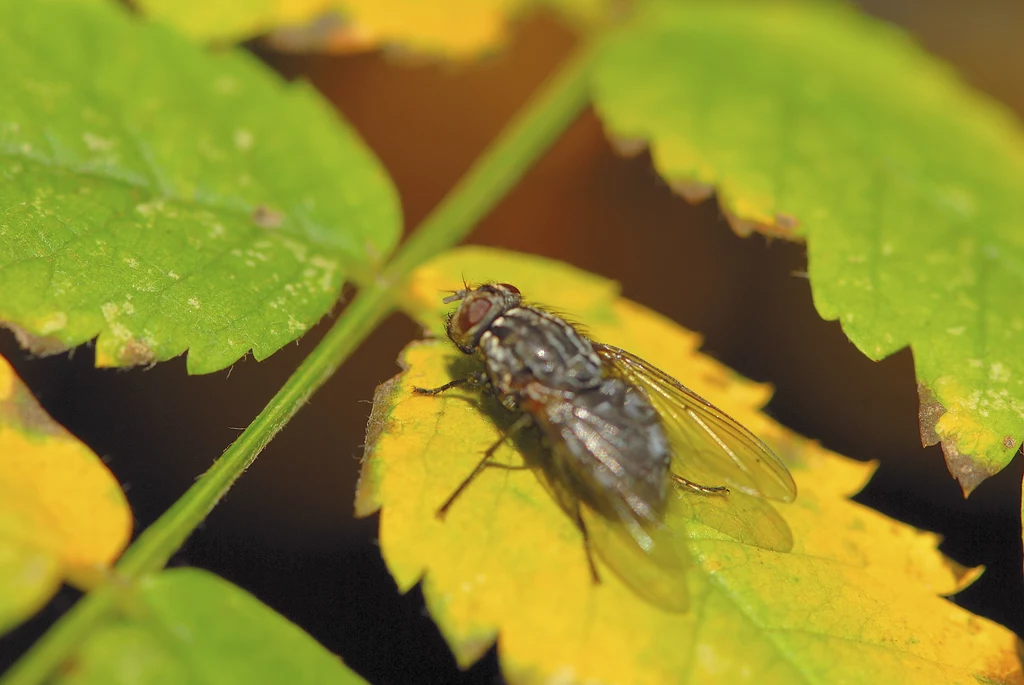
[319,0,515,57]
[139,0,609,57]
[276,0,610,58]
[356,247,1021,684]
[0,354,131,635]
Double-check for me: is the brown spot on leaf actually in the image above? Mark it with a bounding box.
[941,436,1000,498]
[119,338,157,367]
[355,372,404,518]
[977,637,1024,685]
[917,382,944,447]
[722,209,756,238]
[1,321,71,356]
[918,383,1006,497]
[363,375,402,455]
[699,372,729,390]
[774,213,800,233]
[56,656,82,678]
[607,136,647,158]
[252,204,284,228]
[669,179,714,204]
[266,13,370,54]
[1003,435,1017,450]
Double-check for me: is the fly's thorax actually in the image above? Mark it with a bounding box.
[480,306,604,397]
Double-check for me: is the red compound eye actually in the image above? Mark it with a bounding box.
[497,283,520,295]
[458,298,492,332]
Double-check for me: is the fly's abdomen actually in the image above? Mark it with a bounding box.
[539,377,672,522]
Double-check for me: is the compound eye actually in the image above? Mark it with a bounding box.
[457,298,492,332]
[497,283,520,295]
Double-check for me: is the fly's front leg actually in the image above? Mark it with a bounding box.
[436,413,533,519]
[413,371,488,396]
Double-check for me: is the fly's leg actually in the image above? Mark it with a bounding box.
[413,371,488,396]
[436,413,533,519]
[672,474,729,496]
[573,500,601,585]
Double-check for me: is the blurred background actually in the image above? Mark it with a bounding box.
[2,1,1023,682]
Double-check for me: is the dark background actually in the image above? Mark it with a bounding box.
[3,1,1023,682]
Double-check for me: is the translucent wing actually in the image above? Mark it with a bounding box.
[667,482,793,553]
[529,392,692,612]
[579,498,692,612]
[594,343,797,503]
[539,460,692,613]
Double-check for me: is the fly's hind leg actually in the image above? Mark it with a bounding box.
[436,413,533,519]
[672,473,729,496]
[412,371,488,396]
[573,500,601,585]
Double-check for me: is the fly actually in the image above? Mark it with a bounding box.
[414,282,796,611]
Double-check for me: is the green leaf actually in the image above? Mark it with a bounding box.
[0,0,400,374]
[357,247,1021,685]
[136,0,299,45]
[51,568,367,685]
[591,0,1024,494]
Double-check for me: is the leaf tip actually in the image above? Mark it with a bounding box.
[607,134,648,158]
[1,321,72,357]
[721,206,800,240]
[941,560,985,597]
[669,178,714,204]
[942,435,1001,497]
[917,382,1013,496]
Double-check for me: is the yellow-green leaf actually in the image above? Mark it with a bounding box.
[0,354,131,635]
[137,0,610,57]
[591,0,1024,494]
[356,247,1021,684]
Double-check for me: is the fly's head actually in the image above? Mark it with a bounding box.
[443,283,522,354]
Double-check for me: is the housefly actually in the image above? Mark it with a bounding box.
[414,282,796,611]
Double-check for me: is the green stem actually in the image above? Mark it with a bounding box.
[118,286,389,577]
[2,42,595,685]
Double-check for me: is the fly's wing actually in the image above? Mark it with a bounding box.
[579,497,692,612]
[594,344,797,503]
[530,392,691,612]
[667,481,793,552]
[539,455,693,613]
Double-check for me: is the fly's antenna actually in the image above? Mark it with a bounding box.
[442,275,472,304]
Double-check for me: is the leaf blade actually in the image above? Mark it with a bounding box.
[52,569,368,685]
[137,0,611,58]
[0,0,401,374]
[358,247,1021,684]
[0,354,131,636]
[591,0,1024,492]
